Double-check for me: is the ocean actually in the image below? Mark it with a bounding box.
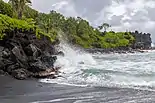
[1,43,155,103]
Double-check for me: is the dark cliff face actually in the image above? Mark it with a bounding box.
[130,31,152,49]
[0,31,61,80]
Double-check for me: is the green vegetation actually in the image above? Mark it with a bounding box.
[0,14,35,31]
[35,11,134,48]
[23,6,38,20]
[98,23,111,32]
[99,32,135,48]
[0,0,13,17]
[0,14,34,40]
[0,0,38,19]
[0,0,135,48]
[0,14,54,41]
[9,0,32,19]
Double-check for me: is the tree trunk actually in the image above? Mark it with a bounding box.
[18,10,22,19]
[46,28,49,34]
[104,27,106,32]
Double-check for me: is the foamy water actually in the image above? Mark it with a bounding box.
[40,42,155,91]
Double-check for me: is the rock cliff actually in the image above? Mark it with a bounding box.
[0,30,61,80]
[130,31,152,49]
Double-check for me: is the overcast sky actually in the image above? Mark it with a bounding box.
[4,0,155,42]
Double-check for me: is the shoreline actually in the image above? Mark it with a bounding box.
[84,48,154,54]
[0,75,155,103]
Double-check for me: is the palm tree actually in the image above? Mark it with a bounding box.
[36,13,53,34]
[9,0,31,19]
[98,23,111,32]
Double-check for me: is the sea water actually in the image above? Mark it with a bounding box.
[40,41,155,91]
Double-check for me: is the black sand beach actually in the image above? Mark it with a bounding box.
[0,75,155,103]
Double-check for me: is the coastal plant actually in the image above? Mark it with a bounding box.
[0,14,56,42]
[34,10,135,49]
[0,0,136,49]
[23,5,38,19]
[98,23,111,32]
[0,33,5,40]
[0,0,13,17]
[9,0,32,19]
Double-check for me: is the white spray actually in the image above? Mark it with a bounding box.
[54,32,97,74]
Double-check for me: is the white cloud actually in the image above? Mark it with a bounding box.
[3,0,9,2]
[107,1,126,16]
[51,0,80,17]
[144,21,155,30]
[93,0,155,40]
[51,1,68,10]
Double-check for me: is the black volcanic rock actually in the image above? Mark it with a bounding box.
[11,68,30,80]
[131,31,152,49]
[0,30,60,80]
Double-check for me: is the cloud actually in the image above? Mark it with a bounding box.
[3,0,9,2]
[93,0,155,41]
[31,0,155,41]
[51,1,68,10]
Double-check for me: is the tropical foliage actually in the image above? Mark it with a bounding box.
[0,0,135,48]
[9,0,32,19]
[0,14,54,41]
[23,5,38,19]
[0,0,13,17]
[98,23,111,32]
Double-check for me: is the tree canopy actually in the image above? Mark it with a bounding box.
[98,23,111,32]
[9,0,32,19]
[0,0,136,49]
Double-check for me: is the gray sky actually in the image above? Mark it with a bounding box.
[4,0,155,42]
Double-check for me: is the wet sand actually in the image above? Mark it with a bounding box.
[1,75,155,103]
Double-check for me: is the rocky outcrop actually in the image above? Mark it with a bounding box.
[130,31,152,49]
[85,47,145,54]
[0,30,61,80]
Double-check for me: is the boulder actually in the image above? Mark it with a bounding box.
[24,44,41,58]
[6,63,20,73]
[28,56,57,73]
[0,46,4,61]
[5,39,20,49]
[12,46,27,62]
[29,59,48,72]
[11,68,29,80]
[1,58,14,69]
[11,46,29,68]
[34,67,61,78]
[2,48,10,58]
[57,51,65,56]
[0,46,4,52]
[34,69,56,78]
[0,70,5,75]
[0,31,60,80]
[41,56,57,68]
